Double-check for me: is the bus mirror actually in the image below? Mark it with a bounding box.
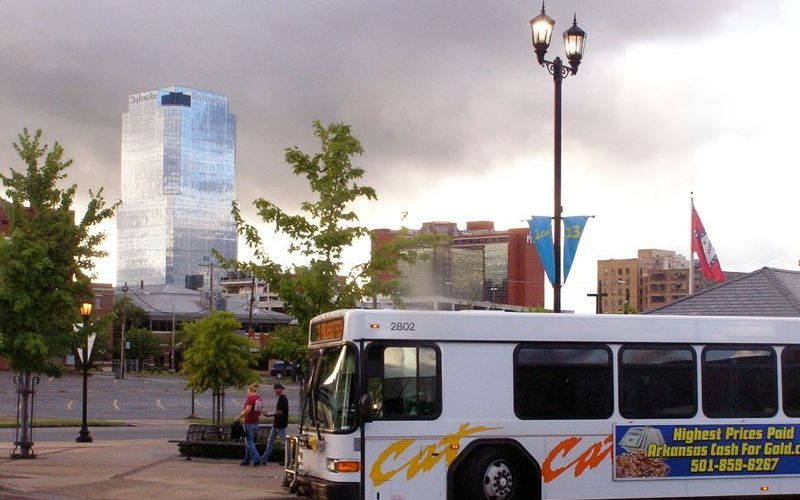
[359,394,374,423]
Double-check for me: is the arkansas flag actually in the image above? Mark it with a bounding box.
[691,206,725,282]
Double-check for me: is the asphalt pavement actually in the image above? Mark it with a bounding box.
[0,371,301,426]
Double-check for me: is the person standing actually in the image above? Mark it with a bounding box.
[260,383,289,464]
[235,383,264,466]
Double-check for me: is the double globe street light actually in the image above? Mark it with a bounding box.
[529,4,587,313]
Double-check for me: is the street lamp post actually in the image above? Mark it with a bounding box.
[76,302,93,443]
[530,4,587,313]
[118,282,128,379]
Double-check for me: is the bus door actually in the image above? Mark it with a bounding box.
[360,341,443,500]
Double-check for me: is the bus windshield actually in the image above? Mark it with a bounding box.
[303,344,358,433]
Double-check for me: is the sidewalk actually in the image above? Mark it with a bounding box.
[0,438,294,499]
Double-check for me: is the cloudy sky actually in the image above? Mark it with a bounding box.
[2,0,798,313]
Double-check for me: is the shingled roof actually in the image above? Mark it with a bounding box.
[647,267,800,317]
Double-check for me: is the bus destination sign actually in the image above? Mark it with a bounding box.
[614,423,800,480]
[310,318,344,343]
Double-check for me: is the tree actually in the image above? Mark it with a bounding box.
[262,325,305,362]
[0,129,117,457]
[125,327,162,363]
[111,296,147,358]
[180,312,258,424]
[623,303,639,314]
[223,121,443,336]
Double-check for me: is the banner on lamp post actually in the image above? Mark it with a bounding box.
[528,216,556,287]
[562,215,590,284]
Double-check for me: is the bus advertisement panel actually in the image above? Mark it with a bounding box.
[614,424,800,480]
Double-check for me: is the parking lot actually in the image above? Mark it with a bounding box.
[0,371,300,422]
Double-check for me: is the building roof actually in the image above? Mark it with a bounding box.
[646,267,800,317]
[120,284,292,323]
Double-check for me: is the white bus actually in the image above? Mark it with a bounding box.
[283,309,800,500]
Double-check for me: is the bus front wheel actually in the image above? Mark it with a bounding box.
[458,447,533,500]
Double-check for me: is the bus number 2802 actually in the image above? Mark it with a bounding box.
[390,322,416,332]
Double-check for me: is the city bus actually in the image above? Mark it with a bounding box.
[283,309,800,499]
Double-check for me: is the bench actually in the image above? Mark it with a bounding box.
[171,424,282,461]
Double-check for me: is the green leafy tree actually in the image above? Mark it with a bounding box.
[623,303,639,314]
[180,312,258,424]
[0,129,117,457]
[262,325,305,367]
[126,327,162,363]
[222,121,444,337]
[227,121,375,332]
[111,296,147,358]
[85,314,114,362]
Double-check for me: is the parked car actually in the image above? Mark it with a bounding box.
[269,361,293,379]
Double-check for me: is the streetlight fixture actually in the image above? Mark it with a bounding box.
[76,301,93,443]
[529,3,587,313]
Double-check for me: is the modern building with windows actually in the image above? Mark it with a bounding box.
[117,86,237,288]
[371,221,544,309]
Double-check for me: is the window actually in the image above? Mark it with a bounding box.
[702,347,777,418]
[782,346,800,416]
[366,344,440,420]
[515,344,612,419]
[620,346,696,418]
[303,345,358,432]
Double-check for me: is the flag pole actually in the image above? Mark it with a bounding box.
[689,192,694,295]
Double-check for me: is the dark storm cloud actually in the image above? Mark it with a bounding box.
[0,0,751,209]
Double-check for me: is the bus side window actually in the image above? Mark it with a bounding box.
[702,346,777,418]
[365,344,441,420]
[782,346,800,416]
[619,345,696,419]
[514,344,612,420]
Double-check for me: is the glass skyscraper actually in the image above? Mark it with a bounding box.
[117,86,237,287]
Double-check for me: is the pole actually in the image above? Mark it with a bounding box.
[198,261,215,312]
[248,275,255,332]
[587,279,607,314]
[119,282,128,379]
[209,263,214,312]
[689,193,695,295]
[171,309,176,373]
[76,318,92,443]
[552,57,564,313]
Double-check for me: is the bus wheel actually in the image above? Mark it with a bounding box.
[463,448,521,500]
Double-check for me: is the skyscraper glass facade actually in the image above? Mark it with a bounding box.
[117,86,237,287]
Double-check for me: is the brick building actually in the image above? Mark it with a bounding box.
[597,249,735,313]
[372,221,545,309]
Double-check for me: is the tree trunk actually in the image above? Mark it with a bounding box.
[212,387,225,426]
[13,371,38,459]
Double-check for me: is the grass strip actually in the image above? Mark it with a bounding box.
[0,418,130,428]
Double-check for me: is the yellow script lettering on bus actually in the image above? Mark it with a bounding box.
[369,423,499,486]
